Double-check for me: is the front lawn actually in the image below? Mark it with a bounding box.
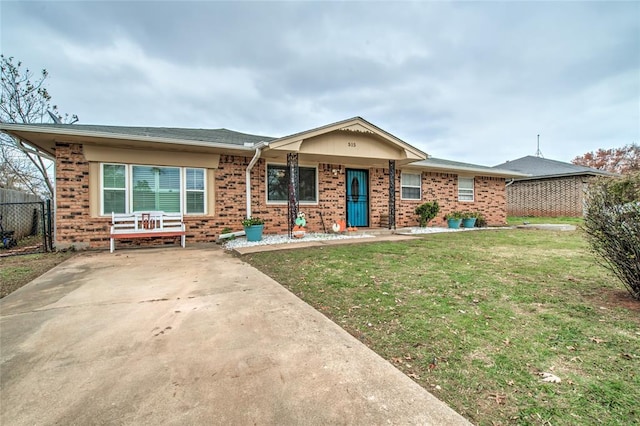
[245,230,639,425]
[507,216,583,226]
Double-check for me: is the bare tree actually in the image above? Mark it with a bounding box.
[0,55,78,199]
[572,143,640,175]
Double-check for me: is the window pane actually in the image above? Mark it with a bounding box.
[299,167,316,202]
[186,169,204,190]
[103,164,125,188]
[267,165,288,202]
[186,192,205,214]
[159,168,180,190]
[158,192,180,212]
[402,173,421,187]
[459,177,474,201]
[132,166,181,212]
[459,178,474,189]
[402,187,421,200]
[104,190,126,214]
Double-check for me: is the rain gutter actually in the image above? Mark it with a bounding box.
[246,141,270,218]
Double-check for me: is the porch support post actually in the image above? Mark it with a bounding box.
[388,160,396,229]
[287,153,299,238]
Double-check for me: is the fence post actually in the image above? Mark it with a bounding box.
[46,199,53,252]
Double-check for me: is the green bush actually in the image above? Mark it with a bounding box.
[583,172,640,300]
[415,201,440,227]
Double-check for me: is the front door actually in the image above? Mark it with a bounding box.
[346,169,369,227]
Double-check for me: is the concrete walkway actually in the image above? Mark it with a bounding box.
[1,246,470,425]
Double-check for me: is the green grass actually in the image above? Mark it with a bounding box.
[0,251,75,298]
[507,216,584,226]
[245,230,639,426]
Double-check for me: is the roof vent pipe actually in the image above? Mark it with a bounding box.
[246,142,269,218]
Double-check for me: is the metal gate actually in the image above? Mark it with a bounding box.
[0,200,53,257]
[346,169,369,227]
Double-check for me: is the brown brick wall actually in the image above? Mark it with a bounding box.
[396,172,506,227]
[55,143,110,249]
[506,176,587,217]
[53,144,508,249]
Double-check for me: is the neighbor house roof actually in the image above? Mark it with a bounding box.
[493,155,614,180]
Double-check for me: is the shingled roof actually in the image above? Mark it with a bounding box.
[12,123,277,147]
[493,155,614,180]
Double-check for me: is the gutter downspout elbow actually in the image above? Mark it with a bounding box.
[246,142,269,218]
[506,178,515,187]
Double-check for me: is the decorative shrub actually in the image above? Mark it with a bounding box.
[241,216,264,227]
[414,201,440,227]
[474,212,487,228]
[583,172,640,300]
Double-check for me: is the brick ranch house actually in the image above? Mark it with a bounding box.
[1,117,525,250]
[494,155,614,217]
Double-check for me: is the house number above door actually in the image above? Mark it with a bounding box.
[347,142,357,147]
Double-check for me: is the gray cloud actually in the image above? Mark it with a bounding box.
[1,1,638,165]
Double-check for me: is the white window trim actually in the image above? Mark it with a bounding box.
[458,176,475,202]
[101,163,129,215]
[401,172,422,201]
[100,163,207,216]
[265,163,319,205]
[184,167,207,215]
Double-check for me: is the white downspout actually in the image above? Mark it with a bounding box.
[246,142,269,218]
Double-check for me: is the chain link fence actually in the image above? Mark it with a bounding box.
[0,200,53,256]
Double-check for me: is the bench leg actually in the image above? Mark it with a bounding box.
[110,237,115,253]
[181,234,186,248]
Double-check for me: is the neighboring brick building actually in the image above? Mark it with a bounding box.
[494,155,613,217]
[2,117,523,250]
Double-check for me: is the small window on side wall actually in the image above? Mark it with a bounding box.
[458,177,474,202]
[401,172,422,200]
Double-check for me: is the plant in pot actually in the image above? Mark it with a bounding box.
[444,211,463,229]
[241,216,264,242]
[461,211,477,228]
[414,201,440,227]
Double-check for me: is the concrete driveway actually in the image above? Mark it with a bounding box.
[1,246,470,425]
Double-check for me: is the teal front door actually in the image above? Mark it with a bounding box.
[346,169,369,227]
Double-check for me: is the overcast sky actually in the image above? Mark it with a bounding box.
[1,1,638,165]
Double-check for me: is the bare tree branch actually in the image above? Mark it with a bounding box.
[0,54,78,199]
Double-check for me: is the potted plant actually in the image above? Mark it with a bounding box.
[242,216,264,242]
[414,201,440,227]
[461,211,477,228]
[444,211,463,229]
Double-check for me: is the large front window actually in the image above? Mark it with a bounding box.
[267,164,317,203]
[101,163,206,215]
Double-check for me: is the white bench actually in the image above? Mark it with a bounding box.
[110,211,186,253]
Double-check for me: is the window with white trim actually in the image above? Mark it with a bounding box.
[100,163,206,215]
[185,168,205,214]
[401,172,422,200]
[458,177,474,202]
[102,164,127,214]
[267,164,318,203]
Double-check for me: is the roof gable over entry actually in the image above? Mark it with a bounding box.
[265,117,426,166]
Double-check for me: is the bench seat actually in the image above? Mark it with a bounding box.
[110,212,186,253]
